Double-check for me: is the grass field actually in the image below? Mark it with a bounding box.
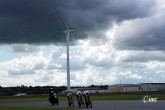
[0,93,165,103]
[91,93,165,100]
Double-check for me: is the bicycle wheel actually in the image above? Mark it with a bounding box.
[85,100,89,108]
[81,100,85,108]
[71,101,75,107]
[88,100,92,108]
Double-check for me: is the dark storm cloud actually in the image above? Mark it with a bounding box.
[0,0,67,44]
[0,0,155,44]
[113,12,165,51]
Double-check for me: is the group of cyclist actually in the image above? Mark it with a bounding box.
[48,88,92,108]
[67,91,92,108]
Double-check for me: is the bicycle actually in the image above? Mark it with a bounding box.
[77,96,85,108]
[68,96,74,107]
[79,98,85,108]
[84,96,92,108]
[85,99,92,108]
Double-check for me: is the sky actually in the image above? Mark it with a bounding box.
[0,0,165,87]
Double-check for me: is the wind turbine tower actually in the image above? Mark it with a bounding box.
[54,7,75,90]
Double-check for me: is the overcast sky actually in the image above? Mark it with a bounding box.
[0,0,165,87]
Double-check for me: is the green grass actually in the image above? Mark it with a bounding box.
[91,94,146,100]
[0,96,79,103]
[0,97,48,103]
[0,107,77,110]
[91,94,165,100]
[0,93,165,103]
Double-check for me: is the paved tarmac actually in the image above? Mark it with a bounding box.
[0,100,165,110]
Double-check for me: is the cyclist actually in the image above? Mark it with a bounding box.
[83,91,89,101]
[67,93,74,107]
[48,88,59,105]
[49,88,54,98]
[76,91,83,107]
[83,91,92,108]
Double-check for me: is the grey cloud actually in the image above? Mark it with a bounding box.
[0,0,155,44]
[50,49,113,71]
[84,58,113,69]
[49,57,85,71]
[11,44,40,53]
[122,51,165,62]
[56,0,155,29]
[8,63,45,76]
[113,11,165,51]
[46,64,62,70]
[8,69,34,76]
[35,76,51,83]
[33,62,45,70]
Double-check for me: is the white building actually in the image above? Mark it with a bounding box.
[108,83,165,92]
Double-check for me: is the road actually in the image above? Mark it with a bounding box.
[0,100,165,110]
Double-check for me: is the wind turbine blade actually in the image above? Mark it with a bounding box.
[54,6,69,30]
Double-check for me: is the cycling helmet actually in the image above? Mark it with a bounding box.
[84,91,89,95]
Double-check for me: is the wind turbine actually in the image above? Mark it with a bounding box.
[54,7,75,90]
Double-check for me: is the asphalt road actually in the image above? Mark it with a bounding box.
[0,100,165,110]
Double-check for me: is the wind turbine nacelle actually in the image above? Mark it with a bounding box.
[63,30,76,33]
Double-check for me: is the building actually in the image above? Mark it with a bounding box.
[73,85,109,93]
[108,83,165,92]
